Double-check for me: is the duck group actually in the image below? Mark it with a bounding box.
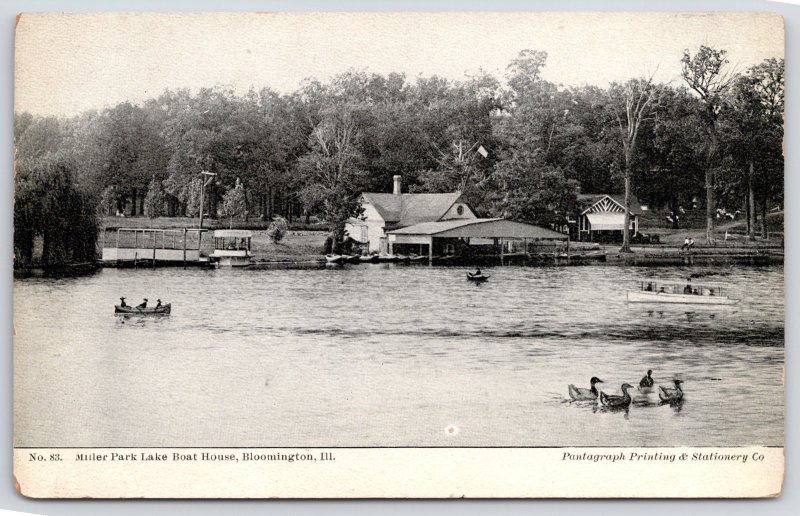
[568,370,684,409]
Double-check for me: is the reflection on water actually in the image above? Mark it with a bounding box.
[13,264,783,447]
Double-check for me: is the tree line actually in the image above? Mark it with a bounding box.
[13,46,783,265]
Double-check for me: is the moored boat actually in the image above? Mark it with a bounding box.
[466,272,490,283]
[115,303,171,315]
[209,230,253,267]
[325,254,344,264]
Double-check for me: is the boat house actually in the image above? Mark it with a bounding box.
[345,175,568,263]
[101,228,208,267]
[386,218,568,264]
[345,175,478,254]
[576,193,642,242]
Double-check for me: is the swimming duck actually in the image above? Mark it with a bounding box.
[658,380,684,403]
[568,377,604,401]
[599,383,634,408]
[639,369,654,390]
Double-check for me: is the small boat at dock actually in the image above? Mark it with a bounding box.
[115,303,171,315]
[325,254,344,265]
[627,280,737,305]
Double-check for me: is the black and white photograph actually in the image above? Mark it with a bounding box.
[11,11,784,498]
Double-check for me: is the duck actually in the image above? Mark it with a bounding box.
[599,383,634,408]
[638,369,654,391]
[659,379,684,403]
[568,377,604,401]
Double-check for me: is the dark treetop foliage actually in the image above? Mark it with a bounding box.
[13,48,784,263]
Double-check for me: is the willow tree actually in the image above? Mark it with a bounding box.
[608,77,657,252]
[681,46,735,243]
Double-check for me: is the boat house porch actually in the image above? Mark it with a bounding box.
[386,218,568,264]
[101,228,208,266]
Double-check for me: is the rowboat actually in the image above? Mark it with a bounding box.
[115,303,171,315]
[627,280,737,305]
[466,272,490,283]
[325,254,344,264]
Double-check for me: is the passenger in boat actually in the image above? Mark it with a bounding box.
[639,369,654,389]
[137,298,148,309]
[119,297,128,307]
[474,268,482,277]
[155,299,162,309]
[658,287,666,294]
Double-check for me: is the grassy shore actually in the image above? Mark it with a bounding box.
[98,213,783,264]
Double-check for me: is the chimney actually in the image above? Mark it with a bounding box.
[393,175,402,195]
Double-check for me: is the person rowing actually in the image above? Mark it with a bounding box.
[474,268,482,277]
[137,298,148,309]
[155,299,162,309]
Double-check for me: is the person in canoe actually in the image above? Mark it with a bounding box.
[119,297,128,308]
[474,268,482,277]
[137,298,148,309]
[155,299,163,309]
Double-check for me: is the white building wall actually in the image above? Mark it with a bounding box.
[344,202,389,253]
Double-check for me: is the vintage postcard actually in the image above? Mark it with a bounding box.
[12,11,784,498]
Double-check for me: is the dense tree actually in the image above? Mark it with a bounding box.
[296,106,366,248]
[13,47,784,264]
[681,46,736,243]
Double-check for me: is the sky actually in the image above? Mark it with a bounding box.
[14,11,785,117]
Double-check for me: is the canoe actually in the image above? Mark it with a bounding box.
[626,291,736,305]
[466,273,490,283]
[115,303,171,315]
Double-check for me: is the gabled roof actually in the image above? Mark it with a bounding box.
[361,192,464,226]
[578,193,643,216]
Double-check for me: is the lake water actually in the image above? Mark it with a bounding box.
[13,264,784,447]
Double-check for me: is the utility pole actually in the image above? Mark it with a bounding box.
[198,170,217,229]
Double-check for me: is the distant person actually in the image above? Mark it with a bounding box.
[474,268,482,276]
[645,283,653,292]
[119,297,128,308]
[709,289,715,296]
[693,288,699,295]
[688,237,695,249]
[658,286,666,294]
[155,299,162,309]
[639,369,654,389]
[137,298,148,309]
[683,284,692,295]
[681,237,690,250]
